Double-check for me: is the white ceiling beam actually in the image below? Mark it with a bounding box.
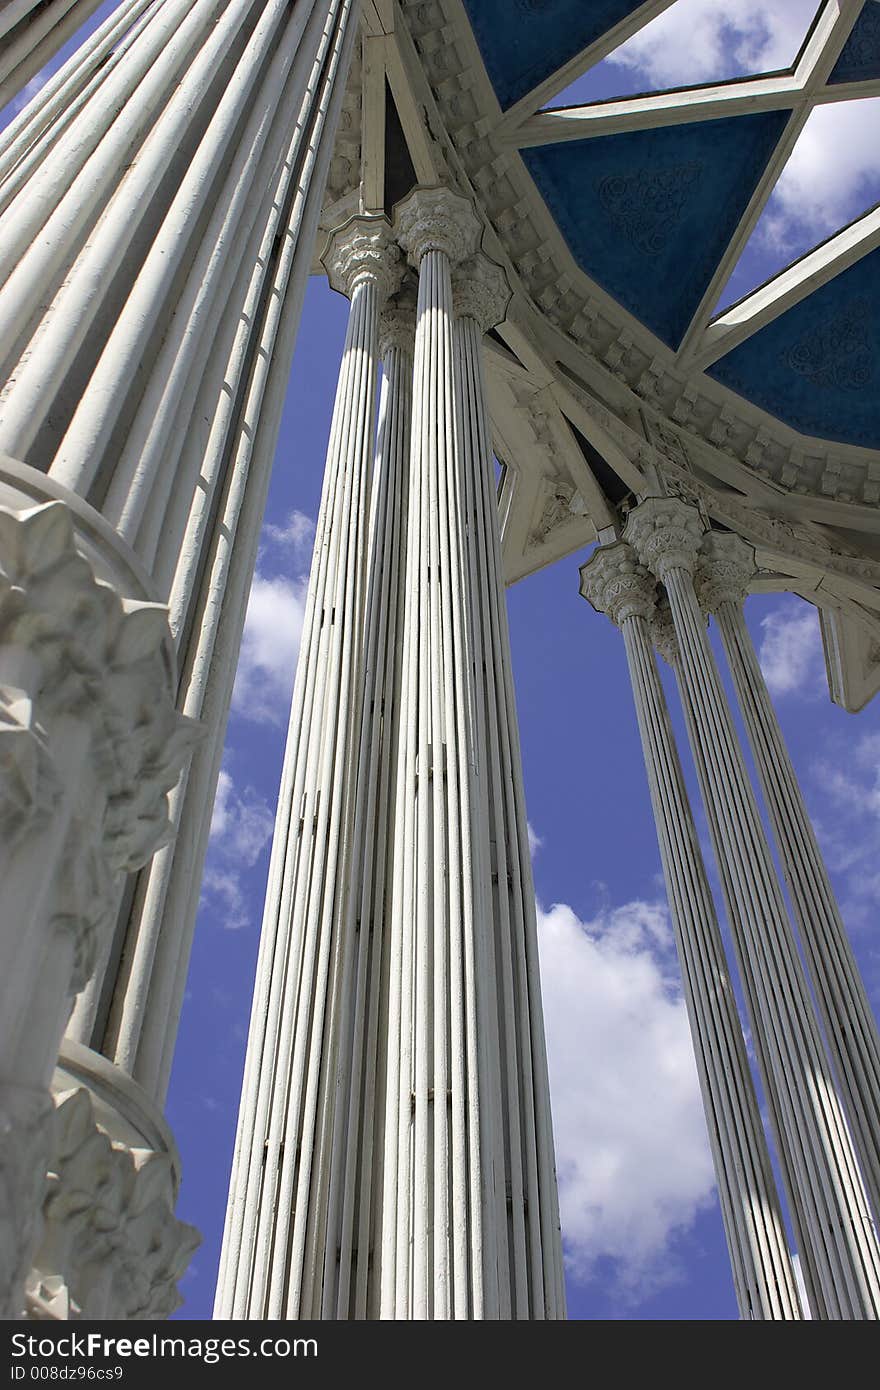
[507,74,803,147]
[690,203,880,370]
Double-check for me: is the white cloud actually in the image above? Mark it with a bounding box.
[608,0,814,87]
[263,508,316,564]
[760,100,880,251]
[810,731,880,942]
[209,768,275,867]
[758,602,824,699]
[231,511,315,725]
[232,572,309,724]
[202,768,275,930]
[538,896,715,1299]
[527,822,543,858]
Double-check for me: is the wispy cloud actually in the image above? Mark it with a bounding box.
[538,895,715,1301]
[810,731,880,947]
[608,0,814,87]
[760,100,880,253]
[758,602,825,700]
[231,510,315,725]
[201,768,275,930]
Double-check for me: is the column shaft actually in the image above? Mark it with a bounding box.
[622,614,801,1318]
[0,0,107,111]
[647,532,880,1317]
[373,198,564,1319]
[456,308,564,1319]
[50,0,359,1097]
[716,598,880,1223]
[215,233,389,1319]
[0,0,359,1318]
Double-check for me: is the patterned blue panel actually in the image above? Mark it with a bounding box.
[708,248,880,448]
[522,111,789,348]
[460,0,649,109]
[828,1,880,85]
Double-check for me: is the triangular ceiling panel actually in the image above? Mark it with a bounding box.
[828,0,880,86]
[522,109,790,348]
[460,0,651,110]
[543,0,819,109]
[708,246,880,448]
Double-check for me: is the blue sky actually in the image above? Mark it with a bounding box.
[4,0,880,1322]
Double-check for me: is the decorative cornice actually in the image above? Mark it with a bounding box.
[579,541,656,626]
[624,496,705,582]
[320,214,402,303]
[394,185,482,267]
[452,251,512,331]
[696,531,756,614]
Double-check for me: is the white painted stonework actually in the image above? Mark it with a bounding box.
[0,0,879,1322]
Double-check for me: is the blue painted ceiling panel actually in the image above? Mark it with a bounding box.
[828,1,880,86]
[522,110,790,348]
[460,0,650,109]
[708,248,880,448]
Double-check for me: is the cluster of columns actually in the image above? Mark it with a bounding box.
[216,188,565,1320]
[0,0,361,1318]
[581,499,880,1320]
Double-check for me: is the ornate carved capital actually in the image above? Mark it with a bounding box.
[579,541,656,626]
[452,252,512,331]
[648,598,679,667]
[320,214,402,303]
[393,185,481,268]
[0,1083,55,1320]
[0,687,58,849]
[25,1088,199,1320]
[695,531,756,614]
[379,284,417,359]
[0,502,198,874]
[624,496,704,582]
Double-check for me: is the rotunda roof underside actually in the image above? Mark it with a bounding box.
[327,1,880,708]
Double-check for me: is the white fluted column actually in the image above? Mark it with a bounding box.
[314,292,416,1320]
[0,0,360,1320]
[372,187,564,1320]
[0,0,106,111]
[651,594,826,1317]
[626,496,880,1320]
[580,542,801,1319]
[215,216,401,1320]
[697,533,880,1226]
[452,252,564,1320]
[0,500,195,1319]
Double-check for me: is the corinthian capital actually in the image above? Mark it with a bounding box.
[452,253,512,332]
[624,496,704,582]
[648,598,679,667]
[695,531,756,613]
[0,502,198,871]
[321,214,402,303]
[579,541,656,626]
[393,185,481,268]
[379,285,417,359]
